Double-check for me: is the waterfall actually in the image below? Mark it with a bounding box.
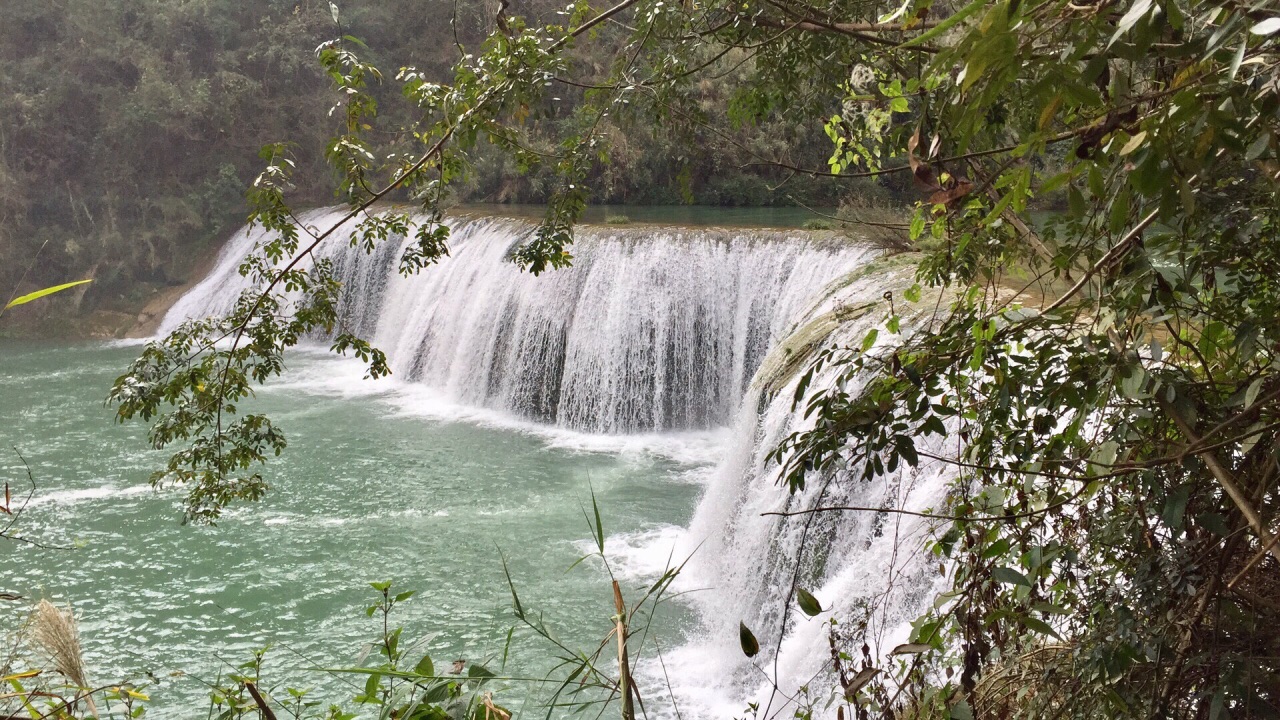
[162,208,951,716]
[161,208,880,434]
[658,257,954,716]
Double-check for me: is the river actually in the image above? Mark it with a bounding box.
[0,341,705,716]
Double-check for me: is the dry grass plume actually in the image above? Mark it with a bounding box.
[29,599,98,718]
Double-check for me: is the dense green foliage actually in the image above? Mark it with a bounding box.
[2,0,331,308]
[770,2,1280,717]
[0,0,847,320]
[100,0,1280,717]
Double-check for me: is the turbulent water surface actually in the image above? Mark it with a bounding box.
[0,342,705,716]
[2,211,950,719]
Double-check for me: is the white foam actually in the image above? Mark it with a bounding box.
[573,524,692,584]
[389,381,731,464]
[27,485,155,508]
[100,338,149,349]
[253,348,730,467]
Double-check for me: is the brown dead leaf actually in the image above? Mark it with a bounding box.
[844,667,880,699]
[928,178,974,206]
[908,128,941,192]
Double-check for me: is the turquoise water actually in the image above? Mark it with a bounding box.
[0,341,707,716]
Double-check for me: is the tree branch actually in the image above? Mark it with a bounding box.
[1163,399,1280,566]
[762,484,1087,523]
[753,16,941,33]
[754,10,941,53]
[1040,209,1160,315]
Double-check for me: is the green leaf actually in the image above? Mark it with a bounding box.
[3,280,93,311]
[500,554,525,619]
[1108,188,1131,234]
[1068,185,1086,218]
[793,367,814,408]
[1040,170,1071,193]
[739,622,760,657]
[861,328,879,352]
[413,654,434,677]
[1108,0,1153,47]
[898,0,984,48]
[896,436,919,467]
[890,643,932,655]
[590,486,605,553]
[1088,165,1105,196]
[1246,133,1270,161]
[1179,178,1196,216]
[991,566,1031,586]
[1119,365,1147,398]
[981,538,1011,559]
[1162,484,1191,530]
[796,588,823,616]
[1209,687,1227,720]
[1018,615,1062,639]
[948,699,974,720]
[921,415,946,436]
[910,213,926,240]
[1244,378,1264,408]
[1131,154,1168,195]
[1092,441,1119,468]
[1230,38,1247,81]
[422,680,453,704]
[1197,512,1230,537]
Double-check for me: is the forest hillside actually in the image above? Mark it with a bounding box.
[0,0,863,332]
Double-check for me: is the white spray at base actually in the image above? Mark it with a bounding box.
[161,209,954,717]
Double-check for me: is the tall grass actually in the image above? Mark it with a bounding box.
[29,600,98,718]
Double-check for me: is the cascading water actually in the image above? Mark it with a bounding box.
[162,208,879,434]
[161,209,953,717]
[658,259,955,717]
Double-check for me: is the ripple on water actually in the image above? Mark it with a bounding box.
[1,343,706,718]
